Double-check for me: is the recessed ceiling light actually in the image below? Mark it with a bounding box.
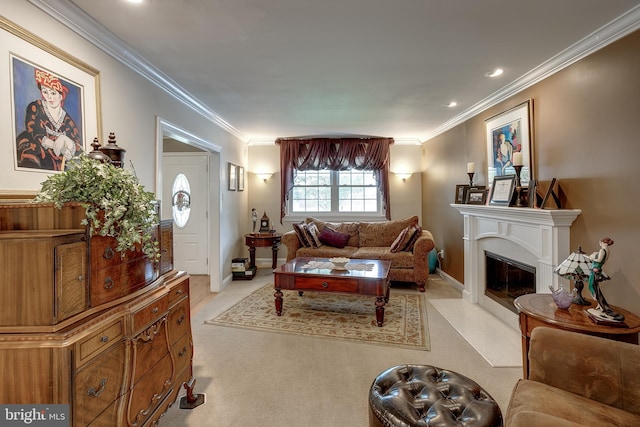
[126,0,144,4]
[447,101,457,108]
[485,68,504,78]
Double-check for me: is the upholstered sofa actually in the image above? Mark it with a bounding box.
[506,326,640,426]
[281,216,435,291]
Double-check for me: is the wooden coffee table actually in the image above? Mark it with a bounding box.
[273,257,392,326]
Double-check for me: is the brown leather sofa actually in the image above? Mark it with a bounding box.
[506,326,640,426]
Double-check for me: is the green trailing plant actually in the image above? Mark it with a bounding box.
[34,155,160,260]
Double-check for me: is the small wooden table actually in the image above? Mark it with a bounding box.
[273,257,391,326]
[514,293,640,379]
[244,233,282,269]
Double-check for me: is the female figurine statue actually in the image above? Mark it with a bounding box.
[587,237,624,322]
[251,208,258,233]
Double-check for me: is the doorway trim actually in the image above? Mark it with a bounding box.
[156,117,223,292]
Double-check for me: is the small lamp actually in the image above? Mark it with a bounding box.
[554,246,592,306]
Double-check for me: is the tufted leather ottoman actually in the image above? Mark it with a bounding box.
[368,365,503,427]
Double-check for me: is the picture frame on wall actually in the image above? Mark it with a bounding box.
[489,175,516,206]
[485,100,533,187]
[3,16,102,173]
[237,165,245,191]
[228,162,236,191]
[465,187,488,205]
[455,184,470,204]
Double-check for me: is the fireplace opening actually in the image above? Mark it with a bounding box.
[485,251,536,313]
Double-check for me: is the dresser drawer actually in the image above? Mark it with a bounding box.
[167,299,190,345]
[74,343,126,427]
[127,352,173,427]
[76,319,124,367]
[90,258,157,307]
[132,295,169,332]
[171,332,192,379]
[168,277,189,306]
[90,236,146,270]
[294,276,359,292]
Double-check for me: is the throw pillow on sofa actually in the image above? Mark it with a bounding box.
[292,222,311,247]
[403,224,422,251]
[303,222,322,248]
[318,226,351,248]
[390,224,422,253]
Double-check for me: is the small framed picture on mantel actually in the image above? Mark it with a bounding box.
[489,175,516,206]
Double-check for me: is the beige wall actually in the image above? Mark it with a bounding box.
[422,29,640,313]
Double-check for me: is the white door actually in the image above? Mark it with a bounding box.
[162,153,209,274]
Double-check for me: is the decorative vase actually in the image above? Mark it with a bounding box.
[549,285,575,309]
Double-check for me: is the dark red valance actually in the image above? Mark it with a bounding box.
[276,137,394,223]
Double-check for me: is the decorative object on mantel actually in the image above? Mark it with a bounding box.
[530,178,561,209]
[488,175,516,206]
[549,284,576,309]
[465,187,488,205]
[467,162,475,186]
[98,132,126,167]
[455,184,470,204]
[554,246,592,305]
[33,154,160,260]
[586,237,625,323]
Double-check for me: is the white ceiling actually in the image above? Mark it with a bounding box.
[33,0,640,143]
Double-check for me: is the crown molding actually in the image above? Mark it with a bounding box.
[28,0,247,142]
[424,4,640,142]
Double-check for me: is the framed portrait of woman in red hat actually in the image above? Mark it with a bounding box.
[3,16,101,176]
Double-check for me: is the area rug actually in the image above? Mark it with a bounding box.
[205,284,430,350]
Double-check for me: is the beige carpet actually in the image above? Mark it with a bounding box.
[205,283,430,350]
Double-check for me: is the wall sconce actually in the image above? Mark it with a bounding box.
[256,173,273,183]
[395,172,412,182]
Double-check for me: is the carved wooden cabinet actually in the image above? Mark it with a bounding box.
[0,203,195,426]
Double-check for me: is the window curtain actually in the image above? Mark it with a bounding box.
[276,137,394,223]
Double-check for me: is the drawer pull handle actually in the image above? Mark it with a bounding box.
[175,289,184,296]
[152,307,159,313]
[88,378,107,397]
[178,347,188,357]
[322,282,329,288]
[103,247,115,259]
[100,336,109,343]
[104,277,114,290]
[77,275,83,281]
[177,315,185,325]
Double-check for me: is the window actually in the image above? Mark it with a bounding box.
[290,169,380,216]
[171,173,191,228]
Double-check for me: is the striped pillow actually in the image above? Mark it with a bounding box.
[390,227,411,253]
[292,222,311,247]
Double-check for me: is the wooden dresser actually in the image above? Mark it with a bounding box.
[0,202,195,426]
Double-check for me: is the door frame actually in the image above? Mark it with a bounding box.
[155,117,223,292]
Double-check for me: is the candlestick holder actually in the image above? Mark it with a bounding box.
[513,165,525,207]
[467,172,475,187]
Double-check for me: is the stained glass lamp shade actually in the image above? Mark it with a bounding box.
[554,246,592,305]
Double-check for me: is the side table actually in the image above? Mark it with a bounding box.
[514,293,640,379]
[244,233,282,269]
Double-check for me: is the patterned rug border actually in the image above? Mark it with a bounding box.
[204,283,430,351]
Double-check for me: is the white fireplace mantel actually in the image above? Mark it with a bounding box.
[451,204,581,325]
